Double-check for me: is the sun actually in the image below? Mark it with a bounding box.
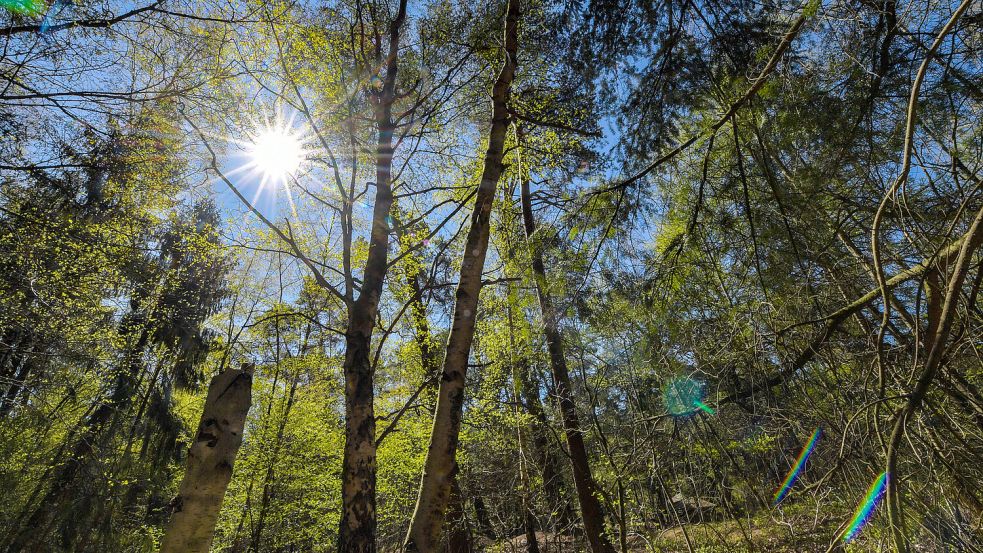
[249,125,305,182]
[229,112,310,218]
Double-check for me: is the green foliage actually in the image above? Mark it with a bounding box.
[3,0,983,550]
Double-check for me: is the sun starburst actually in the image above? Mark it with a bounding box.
[249,125,304,182]
[223,109,313,218]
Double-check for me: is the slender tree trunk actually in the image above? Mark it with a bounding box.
[394,207,475,552]
[392,205,441,379]
[520,180,615,553]
[516,358,575,531]
[160,365,253,553]
[444,475,473,553]
[404,0,520,548]
[338,3,407,550]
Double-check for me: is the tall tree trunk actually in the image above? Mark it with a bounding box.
[338,3,407,550]
[160,365,253,553]
[516,358,575,531]
[404,0,520,548]
[519,180,616,553]
[393,207,474,552]
[339,320,380,551]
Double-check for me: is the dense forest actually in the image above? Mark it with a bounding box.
[1,0,982,550]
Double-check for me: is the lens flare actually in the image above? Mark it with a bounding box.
[843,472,889,543]
[773,427,821,506]
[693,400,715,415]
[221,109,311,218]
[664,376,709,417]
[0,0,44,15]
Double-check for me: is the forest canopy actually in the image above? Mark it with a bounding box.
[0,0,982,551]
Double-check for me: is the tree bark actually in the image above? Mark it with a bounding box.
[160,365,253,553]
[338,3,407,550]
[339,321,381,551]
[519,180,615,552]
[404,0,520,548]
[393,207,474,552]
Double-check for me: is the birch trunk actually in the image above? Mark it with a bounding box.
[403,0,520,548]
[159,365,253,553]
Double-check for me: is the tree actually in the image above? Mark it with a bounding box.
[1,110,233,552]
[520,178,615,552]
[405,0,521,547]
[3,0,983,550]
[160,364,253,553]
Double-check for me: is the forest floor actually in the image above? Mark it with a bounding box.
[495,513,979,552]
[496,510,849,552]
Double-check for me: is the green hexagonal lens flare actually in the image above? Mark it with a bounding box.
[663,376,713,416]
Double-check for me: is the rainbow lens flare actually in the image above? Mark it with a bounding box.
[693,400,715,415]
[843,472,889,543]
[773,427,821,506]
